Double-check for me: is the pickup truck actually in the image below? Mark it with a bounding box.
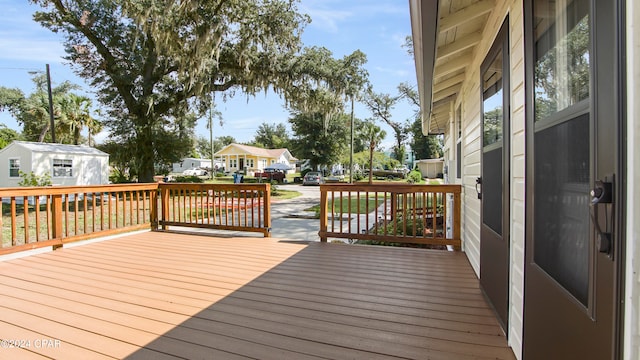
[364,168,408,179]
[254,170,286,183]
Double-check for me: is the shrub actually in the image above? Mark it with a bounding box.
[18,171,51,187]
[174,175,204,183]
[406,170,422,184]
[270,180,279,196]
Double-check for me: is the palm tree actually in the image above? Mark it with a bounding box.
[361,119,386,184]
[85,114,103,146]
[23,92,56,143]
[57,94,99,145]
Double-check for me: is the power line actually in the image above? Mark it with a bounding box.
[0,67,43,72]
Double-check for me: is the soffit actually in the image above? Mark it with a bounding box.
[412,0,496,135]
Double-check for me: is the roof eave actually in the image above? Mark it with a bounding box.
[409,0,440,135]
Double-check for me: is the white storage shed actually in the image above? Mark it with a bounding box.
[0,141,109,188]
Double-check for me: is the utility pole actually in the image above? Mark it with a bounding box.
[349,96,354,183]
[46,64,56,143]
[209,94,215,180]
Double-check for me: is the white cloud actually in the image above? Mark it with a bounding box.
[0,2,69,65]
[300,5,352,33]
[374,66,409,78]
[0,37,67,63]
[300,0,405,34]
[225,116,264,131]
[390,32,408,48]
[92,129,109,145]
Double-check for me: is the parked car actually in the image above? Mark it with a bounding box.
[182,168,208,176]
[303,171,324,185]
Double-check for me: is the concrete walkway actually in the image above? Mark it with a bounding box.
[175,184,323,242]
[270,197,321,242]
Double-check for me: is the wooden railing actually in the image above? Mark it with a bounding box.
[158,183,271,237]
[319,184,462,248]
[0,184,158,255]
[0,183,272,255]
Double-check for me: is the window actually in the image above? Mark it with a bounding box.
[261,159,267,168]
[9,159,20,177]
[534,0,590,122]
[53,159,73,177]
[482,49,504,147]
[247,159,254,168]
[230,158,238,168]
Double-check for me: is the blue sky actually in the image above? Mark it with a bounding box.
[0,0,417,149]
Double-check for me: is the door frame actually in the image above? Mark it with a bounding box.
[522,0,626,358]
[479,17,511,332]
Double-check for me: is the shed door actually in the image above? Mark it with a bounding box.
[83,158,102,184]
[524,0,622,358]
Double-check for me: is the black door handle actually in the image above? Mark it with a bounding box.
[475,177,482,200]
[589,177,614,257]
[590,180,612,204]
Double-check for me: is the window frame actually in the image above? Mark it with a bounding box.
[52,158,74,178]
[9,158,21,178]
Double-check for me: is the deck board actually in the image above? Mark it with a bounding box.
[0,231,514,359]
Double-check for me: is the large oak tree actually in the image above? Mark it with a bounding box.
[32,0,355,182]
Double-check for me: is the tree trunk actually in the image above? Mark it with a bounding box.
[38,123,50,142]
[74,126,81,145]
[136,123,156,183]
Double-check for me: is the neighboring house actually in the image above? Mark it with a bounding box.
[414,158,444,179]
[171,158,214,173]
[214,143,297,176]
[410,1,637,359]
[0,141,109,188]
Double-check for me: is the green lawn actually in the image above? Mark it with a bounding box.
[2,201,150,248]
[306,195,385,215]
[271,189,302,200]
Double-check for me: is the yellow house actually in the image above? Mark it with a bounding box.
[214,143,297,175]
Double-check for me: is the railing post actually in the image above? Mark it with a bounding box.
[453,190,461,250]
[10,197,17,245]
[160,185,170,230]
[390,192,397,221]
[319,186,328,242]
[150,187,158,230]
[263,183,271,237]
[51,194,63,249]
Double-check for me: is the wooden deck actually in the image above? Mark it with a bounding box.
[0,231,514,359]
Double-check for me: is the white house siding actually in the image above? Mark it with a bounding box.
[172,158,212,173]
[624,0,640,358]
[450,1,525,358]
[507,3,525,357]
